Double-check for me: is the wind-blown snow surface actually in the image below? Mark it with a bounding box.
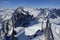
[0,7,60,40]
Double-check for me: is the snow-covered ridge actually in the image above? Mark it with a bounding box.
[0,7,60,40]
[0,9,15,21]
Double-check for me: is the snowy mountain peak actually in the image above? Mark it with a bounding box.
[0,7,60,40]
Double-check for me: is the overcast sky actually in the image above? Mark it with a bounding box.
[0,0,60,8]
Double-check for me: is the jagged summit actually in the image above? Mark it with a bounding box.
[13,7,40,17]
[12,7,38,27]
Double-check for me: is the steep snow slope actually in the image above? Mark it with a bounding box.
[25,19,46,36]
[51,24,60,40]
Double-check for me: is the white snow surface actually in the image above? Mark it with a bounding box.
[25,20,45,36]
[14,27,24,33]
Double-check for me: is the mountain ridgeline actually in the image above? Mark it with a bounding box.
[12,7,35,27]
[0,7,60,40]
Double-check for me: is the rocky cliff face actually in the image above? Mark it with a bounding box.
[12,7,35,27]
